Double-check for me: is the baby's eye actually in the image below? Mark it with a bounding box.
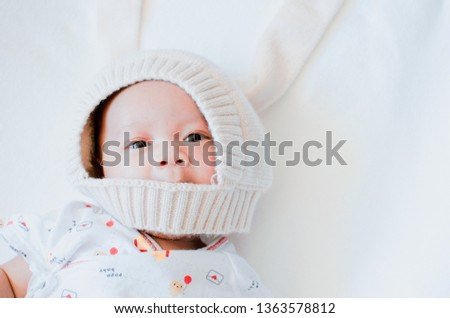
[184,133,208,143]
[129,140,148,149]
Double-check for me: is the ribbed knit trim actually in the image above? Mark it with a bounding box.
[77,181,261,234]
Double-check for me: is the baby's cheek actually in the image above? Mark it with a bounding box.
[189,143,216,184]
[103,150,152,179]
[191,164,216,184]
[188,142,216,166]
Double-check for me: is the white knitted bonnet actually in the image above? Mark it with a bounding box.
[69,50,272,235]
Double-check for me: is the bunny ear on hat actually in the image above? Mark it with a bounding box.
[242,0,344,113]
[93,0,343,114]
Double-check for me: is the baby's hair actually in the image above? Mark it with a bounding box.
[89,100,106,178]
[85,89,122,178]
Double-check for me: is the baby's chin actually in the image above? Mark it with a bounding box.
[147,231,200,241]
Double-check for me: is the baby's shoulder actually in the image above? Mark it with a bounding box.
[60,201,106,219]
[57,201,107,222]
[46,201,111,237]
[0,201,109,248]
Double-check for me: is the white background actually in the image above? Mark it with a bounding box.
[1,0,449,297]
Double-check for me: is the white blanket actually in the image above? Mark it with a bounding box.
[1,0,449,297]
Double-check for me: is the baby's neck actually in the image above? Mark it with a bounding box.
[149,233,206,250]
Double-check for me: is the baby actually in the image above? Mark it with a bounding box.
[0,50,272,297]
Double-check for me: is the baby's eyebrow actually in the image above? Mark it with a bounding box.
[112,124,150,141]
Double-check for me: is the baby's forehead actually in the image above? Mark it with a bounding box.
[108,81,195,107]
[100,80,210,132]
[110,81,198,109]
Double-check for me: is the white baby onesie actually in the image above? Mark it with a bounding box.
[0,201,270,297]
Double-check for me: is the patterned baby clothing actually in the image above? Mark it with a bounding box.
[0,201,270,297]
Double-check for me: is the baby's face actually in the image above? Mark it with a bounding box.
[99,80,216,184]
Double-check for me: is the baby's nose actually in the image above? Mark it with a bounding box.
[151,141,189,167]
[159,157,186,167]
[148,141,190,183]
